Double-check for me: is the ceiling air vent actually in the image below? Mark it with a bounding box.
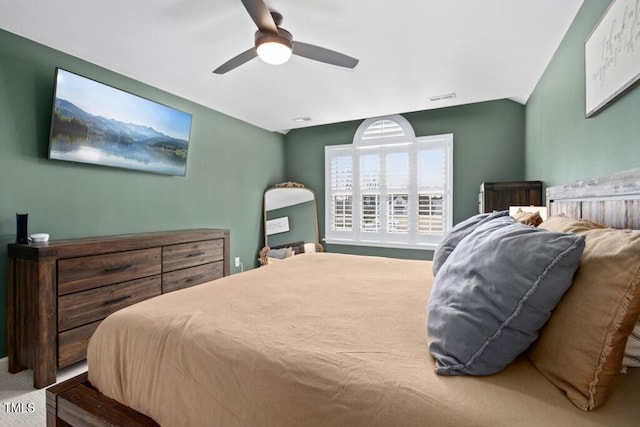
[430,93,457,102]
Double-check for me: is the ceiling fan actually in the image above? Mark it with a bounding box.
[213,0,359,74]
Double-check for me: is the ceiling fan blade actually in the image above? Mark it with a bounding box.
[213,47,257,74]
[241,0,278,33]
[293,42,359,69]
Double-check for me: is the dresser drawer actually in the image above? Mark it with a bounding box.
[58,248,162,295]
[58,275,161,332]
[163,239,224,272]
[162,261,224,294]
[58,320,101,368]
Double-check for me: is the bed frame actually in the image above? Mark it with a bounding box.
[46,168,640,426]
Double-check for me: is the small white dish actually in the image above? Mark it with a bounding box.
[29,233,50,243]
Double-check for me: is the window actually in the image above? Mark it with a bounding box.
[325,115,452,249]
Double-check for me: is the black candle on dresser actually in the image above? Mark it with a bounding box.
[16,213,28,244]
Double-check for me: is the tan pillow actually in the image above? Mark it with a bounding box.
[538,214,605,233]
[512,209,543,227]
[529,221,640,410]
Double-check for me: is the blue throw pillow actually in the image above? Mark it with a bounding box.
[427,218,585,376]
[432,210,511,276]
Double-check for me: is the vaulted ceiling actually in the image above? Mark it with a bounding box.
[1,0,583,133]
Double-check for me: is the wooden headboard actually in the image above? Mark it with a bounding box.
[546,168,640,229]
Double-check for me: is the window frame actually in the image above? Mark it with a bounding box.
[324,115,453,250]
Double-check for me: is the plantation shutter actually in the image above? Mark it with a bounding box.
[415,135,451,245]
[325,146,354,242]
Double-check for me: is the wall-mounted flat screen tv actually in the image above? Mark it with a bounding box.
[48,68,192,176]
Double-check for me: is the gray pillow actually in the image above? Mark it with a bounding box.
[267,247,291,259]
[432,210,511,276]
[427,217,585,376]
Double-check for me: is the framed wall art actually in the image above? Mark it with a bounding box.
[585,0,640,117]
[48,68,192,176]
[266,216,290,236]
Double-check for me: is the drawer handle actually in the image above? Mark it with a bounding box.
[104,264,133,273]
[187,251,205,257]
[105,295,131,305]
[185,275,202,283]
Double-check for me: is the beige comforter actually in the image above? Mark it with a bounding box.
[88,253,640,426]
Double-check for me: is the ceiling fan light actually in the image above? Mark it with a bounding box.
[257,39,292,65]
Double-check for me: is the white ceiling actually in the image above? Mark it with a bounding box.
[1,0,583,133]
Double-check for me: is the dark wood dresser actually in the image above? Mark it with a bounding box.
[7,228,230,388]
[478,181,543,213]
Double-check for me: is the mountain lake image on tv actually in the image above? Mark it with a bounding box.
[48,68,192,176]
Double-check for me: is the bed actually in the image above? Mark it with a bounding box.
[47,169,640,426]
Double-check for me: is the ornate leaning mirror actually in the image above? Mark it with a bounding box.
[260,182,323,265]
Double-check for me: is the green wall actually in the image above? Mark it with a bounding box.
[0,29,285,357]
[525,0,640,186]
[284,99,526,259]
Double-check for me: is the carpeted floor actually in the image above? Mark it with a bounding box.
[0,358,87,426]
